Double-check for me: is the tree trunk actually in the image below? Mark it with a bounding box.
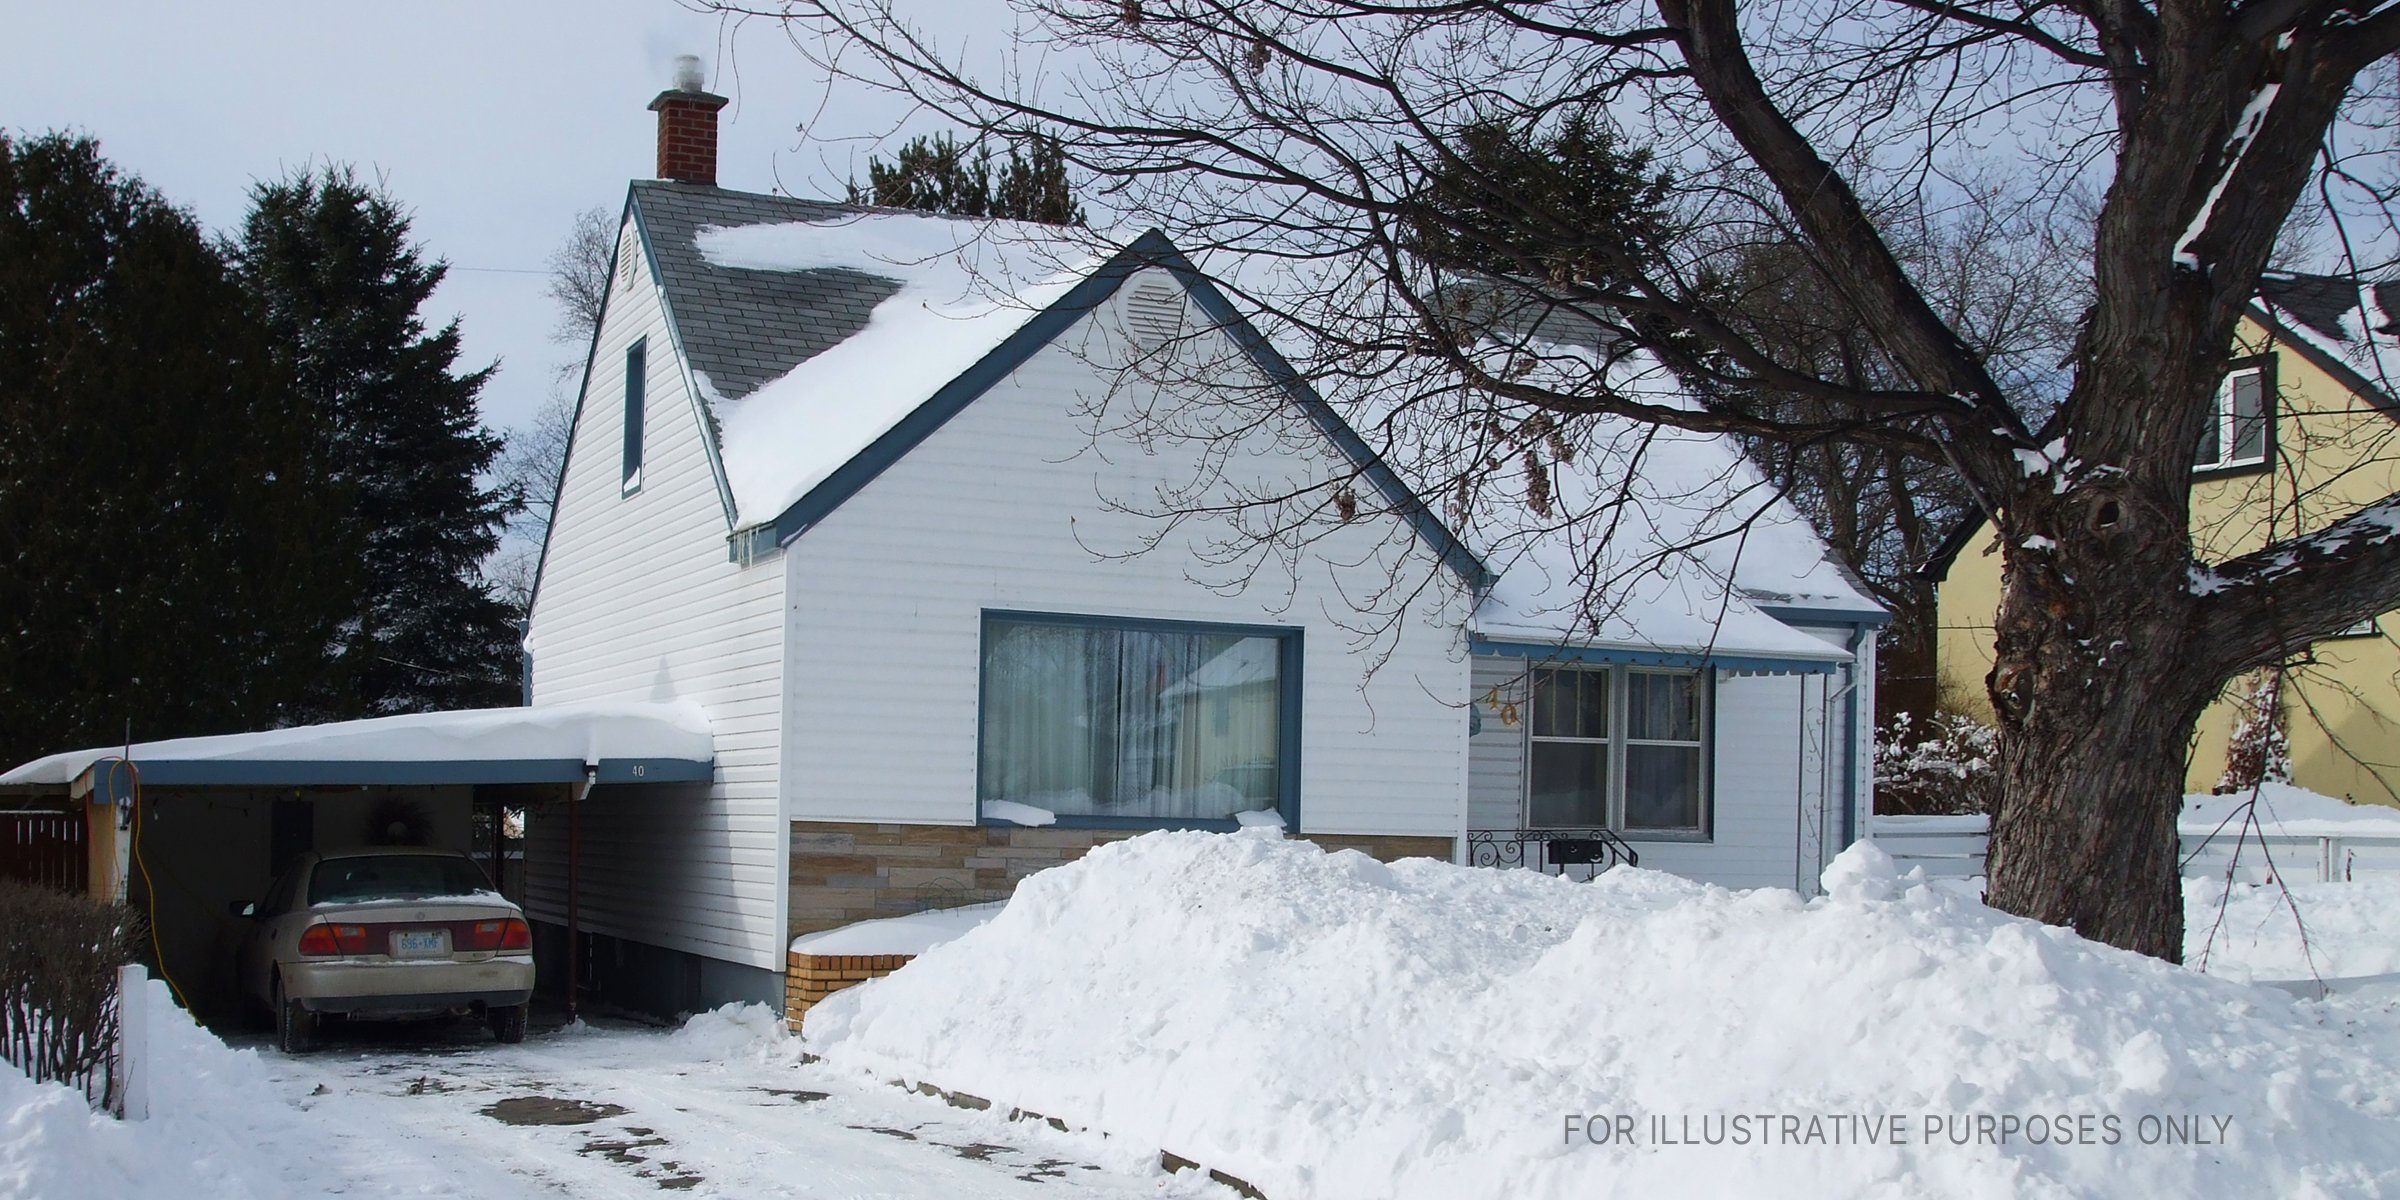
[1981,483,2217,962]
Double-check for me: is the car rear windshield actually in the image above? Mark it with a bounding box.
[309,855,495,905]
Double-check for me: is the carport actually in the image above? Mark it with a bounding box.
[0,702,714,1023]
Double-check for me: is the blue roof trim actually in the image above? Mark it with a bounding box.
[1755,603,1893,630]
[1150,239,1493,593]
[82,756,713,800]
[763,230,1491,593]
[1469,636,1842,675]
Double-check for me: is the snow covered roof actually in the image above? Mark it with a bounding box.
[0,701,715,791]
[629,184,1121,531]
[635,186,1873,667]
[2253,271,2400,409]
[1468,413,1880,664]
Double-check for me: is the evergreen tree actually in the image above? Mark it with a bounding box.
[1407,113,1678,289]
[0,134,352,766]
[850,129,1085,225]
[231,168,522,716]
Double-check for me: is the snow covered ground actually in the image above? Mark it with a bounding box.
[10,832,2399,1200]
[0,982,1234,1200]
[806,832,2400,1200]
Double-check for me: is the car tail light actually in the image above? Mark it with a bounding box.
[298,923,371,956]
[463,918,531,952]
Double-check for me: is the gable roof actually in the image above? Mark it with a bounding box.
[616,184,1871,664]
[1921,271,2400,582]
[623,185,1488,588]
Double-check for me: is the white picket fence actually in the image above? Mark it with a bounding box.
[1870,815,2400,884]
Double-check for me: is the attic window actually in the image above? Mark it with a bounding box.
[622,338,647,494]
[1124,278,1188,347]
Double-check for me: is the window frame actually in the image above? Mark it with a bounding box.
[621,337,648,495]
[974,609,1304,832]
[1523,664,1713,841]
[2192,354,2276,478]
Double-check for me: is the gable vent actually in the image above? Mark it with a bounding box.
[1123,278,1188,346]
[617,228,639,287]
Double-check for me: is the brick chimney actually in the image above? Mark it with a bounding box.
[649,55,728,186]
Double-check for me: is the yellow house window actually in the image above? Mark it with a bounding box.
[2195,364,2268,470]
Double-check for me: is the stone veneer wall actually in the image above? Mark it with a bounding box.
[787,822,1456,938]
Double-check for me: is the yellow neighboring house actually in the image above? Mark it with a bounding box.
[1929,273,2400,806]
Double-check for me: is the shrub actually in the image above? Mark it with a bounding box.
[0,878,144,1112]
[1874,711,2001,816]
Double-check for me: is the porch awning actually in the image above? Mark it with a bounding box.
[0,701,715,801]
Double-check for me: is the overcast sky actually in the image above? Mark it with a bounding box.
[1,1,1015,438]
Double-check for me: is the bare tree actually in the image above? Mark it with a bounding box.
[491,206,615,610]
[710,0,2400,960]
[544,206,616,353]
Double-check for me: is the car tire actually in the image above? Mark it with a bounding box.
[489,1003,527,1044]
[275,976,316,1055]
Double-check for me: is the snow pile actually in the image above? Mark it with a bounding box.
[806,832,2400,1200]
[668,1002,792,1062]
[0,980,305,1199]
[2186,876,2400,984]
[2181,782,2400,838]
[789,904,1005,957]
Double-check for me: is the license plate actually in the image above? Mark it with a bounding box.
[393,929,447,957]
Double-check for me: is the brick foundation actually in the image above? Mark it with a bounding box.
[786,950,915,1032]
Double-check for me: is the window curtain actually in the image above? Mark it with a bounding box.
[981,620,1281,820]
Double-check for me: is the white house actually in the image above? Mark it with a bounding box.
[0,77,1882,1021]
[512,78,1884,1011]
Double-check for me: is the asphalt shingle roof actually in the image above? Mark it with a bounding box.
[628,182,903,402]
[2256,271,2400,347]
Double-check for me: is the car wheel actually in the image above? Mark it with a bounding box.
[274,975,316,1054]
[489,1003,527,1044]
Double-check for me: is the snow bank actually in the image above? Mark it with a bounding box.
[2185,875,2400,984]
[789,904,1005,957]
[0,981,305,1199]
[806,833,2400,1200]
[2181,782,2400,839]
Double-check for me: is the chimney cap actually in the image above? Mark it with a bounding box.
[670,54,706,93]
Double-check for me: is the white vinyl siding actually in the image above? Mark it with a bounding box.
[521,216,786,971]
[779,270,1471,841]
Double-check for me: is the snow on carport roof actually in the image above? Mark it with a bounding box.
[0,701,714,790]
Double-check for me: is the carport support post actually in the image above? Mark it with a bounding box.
[568,771,590,1021]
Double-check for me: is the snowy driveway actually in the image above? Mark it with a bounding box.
[242,1012,1228,1200]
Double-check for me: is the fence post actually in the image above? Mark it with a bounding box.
[116,964,147,1121]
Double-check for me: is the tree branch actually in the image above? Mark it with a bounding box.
[2198,491,2400,672]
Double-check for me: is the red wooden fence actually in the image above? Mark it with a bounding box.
[0,811,87,893]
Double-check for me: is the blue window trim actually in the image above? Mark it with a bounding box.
[621,337,648,494]
[1520,662,1716,842]
[1470,636,1844,676]
[974,608,1303,833]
